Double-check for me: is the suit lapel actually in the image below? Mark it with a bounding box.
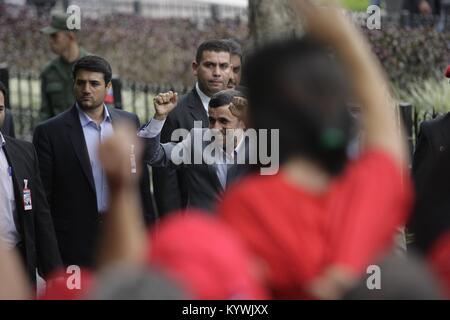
[438,114,450,153]
[198,137,223,192]
[107,106,120,128]
[3,139,25,235]
[208,162,224,192]
[66,105,96,194]
[226,137,250,187]
[188,88,209,127]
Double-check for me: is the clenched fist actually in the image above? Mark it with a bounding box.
[229,96,248,125]
[99,124,143,190]
[153,91,178,120]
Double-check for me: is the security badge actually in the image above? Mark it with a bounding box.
[23,179,32,211]
[130,144,137,174]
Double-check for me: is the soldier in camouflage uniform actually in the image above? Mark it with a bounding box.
[40,13,89,121]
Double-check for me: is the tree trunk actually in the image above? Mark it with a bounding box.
[248,0,303,48]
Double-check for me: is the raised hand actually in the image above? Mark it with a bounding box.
[99,124,143,190]
[289,0,356,45]
[153,91,178,120]
[229,96,248,125]
[419,0,432,15]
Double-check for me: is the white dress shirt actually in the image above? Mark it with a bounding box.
[195,82,211,115]
[0,133,20,249]
[77,104,114,213]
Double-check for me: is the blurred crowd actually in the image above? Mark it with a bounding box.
[1,0,450,302]
[0,3,247,85]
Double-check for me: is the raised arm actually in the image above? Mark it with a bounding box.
[0,239,31,299]
[96,126,147,268]
[290,0,407,166]
[139,91,193,167]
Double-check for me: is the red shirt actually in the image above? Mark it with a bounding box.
[429,232,450,298]
[219,149,413,298]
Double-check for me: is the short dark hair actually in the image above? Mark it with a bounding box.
[223,38,242,60]
[196,39,230,64]
[209,89,245,109]
[72,55,112,85]
[0,81,7,99]
[245,37,353,175]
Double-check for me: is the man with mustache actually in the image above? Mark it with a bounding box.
[140,89,248,212]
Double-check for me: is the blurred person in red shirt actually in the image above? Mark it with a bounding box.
[218,0,413,299]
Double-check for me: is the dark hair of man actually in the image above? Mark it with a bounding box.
[223,39,243,60]
[0,81,7,99]
[72,55,112,85]
[196,40,231,64]
[209,89,245,109]
[244,37,354,176]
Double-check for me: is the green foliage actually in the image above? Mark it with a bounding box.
[394,78,450,114]
[342,0,369,11]
[363,26,449,91]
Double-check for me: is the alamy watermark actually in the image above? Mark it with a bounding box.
[66,5,81,31]
[168,121,280,175]
[66,265,82,290]
[366,5,381,30]
[366,264,381,290]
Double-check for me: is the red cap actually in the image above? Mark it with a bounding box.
[148,211,268,300]
[38,268,95,300]
[445,65,450,78]
[428,231,450,299]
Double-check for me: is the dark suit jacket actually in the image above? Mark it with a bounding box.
[3,135,62,283]
[402,0,441,14]
[152,87,209,216]
[411,113,450,251]
[1,109,16,138]
[33,105,156,268]
[412,113,450,192]
[144,129,250,212]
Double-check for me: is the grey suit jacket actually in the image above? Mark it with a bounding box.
[143,128,250,212]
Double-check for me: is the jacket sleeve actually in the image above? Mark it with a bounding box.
[32,124,53,206]
[131,113,158,225]
[151,113,184,215]
[39,73,53,122]
[31,144,63,278]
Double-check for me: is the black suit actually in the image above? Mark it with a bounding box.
[1,109,16,138]
[412,113,450,191]
[152,87,208,216]
[33,105,156,268]
[411,113,450,251]
[2,135,62,284]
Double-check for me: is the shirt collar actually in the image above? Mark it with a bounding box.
[221,131,245,160]
[0,132,5,147]
[76,103,112,127]
[195,82,211,114]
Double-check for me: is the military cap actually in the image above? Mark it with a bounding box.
[41,13,75,34]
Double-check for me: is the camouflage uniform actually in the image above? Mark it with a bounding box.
[40,13,89,120]
[40,47,88,120]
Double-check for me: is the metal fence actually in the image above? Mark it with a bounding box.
[0,66,444,153]
[1,67,190,141]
